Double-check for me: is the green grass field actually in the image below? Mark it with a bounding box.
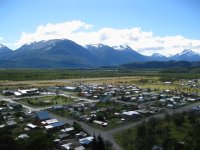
[17,95,74,107]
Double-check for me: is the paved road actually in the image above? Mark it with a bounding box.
[1,94,200,150]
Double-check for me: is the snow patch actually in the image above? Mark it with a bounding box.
[112,45,131,51]
[176,49,200,56]
[151,53,164,57]
[85,44,106,48]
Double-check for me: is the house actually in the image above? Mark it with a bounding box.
[74,146,85,150]
[61,143,72,150]
[75,132,87,139]
[8,103,22,110]
[36,111,51,122]
[79,136,94,145]
[26,123,38,130]
[152,145,163,150]
[164,81,172,84]
[2,90,14,96]
[14,88,39,97]
[93,120,107,127]
[17,134,29,139]
[58,133,70,139]
[45,122,65,130]
[63,86,77,92]
[6,120,17,128]
[61,127,74,133]
[122,111,140,120]
[52,105,64,110]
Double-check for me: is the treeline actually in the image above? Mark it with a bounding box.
[121,61,200,74]
[158,72,200,82]
[0,69,157,81]
[121,61,195,69]
[0,68,199,81]
[0,69,131,81]
[160,67,200,73]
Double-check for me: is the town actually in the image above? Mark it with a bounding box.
[0,79,200,150]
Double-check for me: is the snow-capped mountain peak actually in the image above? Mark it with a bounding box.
[176,49,200,56]
[112,45,131,51]
[85,44,107,48]
[151,53,164,57]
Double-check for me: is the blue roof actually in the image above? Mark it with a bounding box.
[51,122,65,128]
[36,111,51,120]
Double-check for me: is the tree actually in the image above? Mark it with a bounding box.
[92,134,97,150]
[92,134,106,150]
[0,129,19,150]
[187,111,197,125]
[25,131,53,150]
[96,112,106,122]
[148,117,159,136]
[184,123,200,150]
[73,121,82,132]
[97,134,105,150]
[163,138,179,150]
[136,121,146,139]
[164,113,171,127]
[173,113,185,127]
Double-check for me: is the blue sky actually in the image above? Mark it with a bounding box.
[1,0,200,55]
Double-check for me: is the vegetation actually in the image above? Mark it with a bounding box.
[121,61,193,69]
[18,95,74,107]
[0,68,199,84]
[91,134,113,150]
[0,129,53,150]
[0,69,145,81]
[115,111,200,150]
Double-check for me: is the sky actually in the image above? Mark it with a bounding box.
[0,0,200,55]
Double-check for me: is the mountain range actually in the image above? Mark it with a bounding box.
[0,39,200,68]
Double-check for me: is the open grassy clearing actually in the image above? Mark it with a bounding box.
[0,76,150,89]
[16,95,74,108]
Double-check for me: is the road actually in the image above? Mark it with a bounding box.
[49,101,200,150]
[1,94,200,150]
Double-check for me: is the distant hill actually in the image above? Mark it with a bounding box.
[150,53,169,61]
[170,49,200,61]
[86,44,149,66]
[0,39,199,68]
[1,39,100,68]
[121,61,193,69]
[0,44,13,59]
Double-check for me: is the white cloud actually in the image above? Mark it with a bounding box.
[15,20,200,56]
[0,37,3,41]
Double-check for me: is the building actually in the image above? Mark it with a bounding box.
[36,111,51,122]
[121,111,140,120]
[8,103,22,110]
[14,88,39,97]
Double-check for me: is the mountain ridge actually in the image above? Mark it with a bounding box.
[0,39,199,68]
